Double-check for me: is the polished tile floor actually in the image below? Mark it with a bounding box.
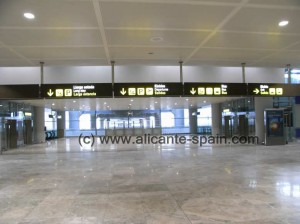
[1,138,300,224]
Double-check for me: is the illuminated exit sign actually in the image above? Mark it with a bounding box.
[41,83,112,98]
[114,83,183,97]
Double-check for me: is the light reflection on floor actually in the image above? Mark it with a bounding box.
[1,138,300,223]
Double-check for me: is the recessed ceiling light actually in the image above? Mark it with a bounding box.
[278,20,289,27]
[203,101,206,103]
[73,100,76,103]
[150,36,164,42]
[130,99,134,102]
[186,98,189,101]
[52,103,55,106]
[24,12,35,20]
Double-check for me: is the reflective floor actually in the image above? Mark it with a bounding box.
[1,138,300,223]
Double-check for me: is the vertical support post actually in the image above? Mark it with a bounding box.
[241,62,246,83]
[111,61,115,97]
[179,61,183,84]
[286,64,293,141]
[40,61,44,85]
[39,61,44,98]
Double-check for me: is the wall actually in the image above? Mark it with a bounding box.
[0,65,284,85]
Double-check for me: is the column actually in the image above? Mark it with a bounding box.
[33,106,45,143]
[189,108,198,134]
[57,111,65,138]
[90,112,96,130]
[254,97,273,144]
[211,103,222,136]
[172,109,184,128]
[294,96,300,138]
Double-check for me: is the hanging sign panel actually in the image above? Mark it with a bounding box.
[114,83,183,97]
[184,83,248,96]
[248,83,300,96]
[0,85,39,99]
[41,83,113,98]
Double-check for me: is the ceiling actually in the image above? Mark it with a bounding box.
[13,96,243,111]
[1,0,297,111]
[0,0,300,68]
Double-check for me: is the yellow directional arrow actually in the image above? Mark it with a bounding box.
[120,88,127,95]
[190,88,196,95]
[253,88,260,95]
[47,89,54,97]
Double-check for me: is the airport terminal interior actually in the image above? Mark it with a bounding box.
[1,0,300,223]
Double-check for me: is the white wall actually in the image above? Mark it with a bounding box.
[44,66,111,84]
[183,66,284,83]
[0,67,40,84]
[0,65,285,84]
[115,65,179,83]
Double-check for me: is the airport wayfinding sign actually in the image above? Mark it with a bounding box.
[184,83,248,96]
[0,85,40,99]
[114,83,183,97]
[41,83,113,98]
[247,83,300,96]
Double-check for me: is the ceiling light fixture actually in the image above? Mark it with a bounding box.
[24,12,35,20]
[150,36,164,42]
[278,20,289,27]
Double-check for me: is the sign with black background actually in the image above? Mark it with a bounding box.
[184,83,248,96]
[0,85,40,99]
[114,83,183,97]
[41,83,112,98]
[248,83,300,97]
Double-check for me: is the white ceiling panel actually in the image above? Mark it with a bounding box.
[110,47,192,61]
[259,51,300,67]
[113,59,179,66]
[106,29,209,47]
[0,0,299,67]
[223,7,300,33]
[248,0,300,7]
[286,42,300,51]
[13,47,107,60]
[0,29,102,46]
[0,0,97,27]
[100,2,235,30]
[30,59,109,66]
[204,32,300,50]
[0,47,20,59]
[0,59,32,66]
[186,59,249,67]
[192,48,274,62]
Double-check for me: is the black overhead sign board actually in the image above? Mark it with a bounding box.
[41,83,113,98]
[247,83,300,97]
[0,85,40,99]
[114,83,183,97]
[184,83,248,96]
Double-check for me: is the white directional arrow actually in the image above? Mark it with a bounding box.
[47,89,54,97]
[120,88,126,95]
[190,88,196,95]
[253,88,260,95]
